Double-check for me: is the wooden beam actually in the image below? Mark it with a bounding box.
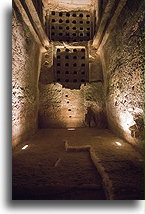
[13,0,42,47]
[93,0,127,51]
[97,0,127,52]
[25,0,49,49]
[93,0,117,48]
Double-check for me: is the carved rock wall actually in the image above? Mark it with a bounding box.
[12,9,41,147]
[100,0,143,150]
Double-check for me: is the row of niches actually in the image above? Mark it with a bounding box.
[47,10,94,41]
[54,48,86,67]
[55,48,86,60]
[51,32,90,37]
[43,56,86,66]
[55,63,86,67]
[53,46,88,87]
[51,11,91,18]
[56,55,85,59]
[56,70,86,75]
[51,26,90,31]
[56,78,86,83]
[51,19,91,24]
[56,47,85,53]
[50,29,92,42]
[51,38,90,42]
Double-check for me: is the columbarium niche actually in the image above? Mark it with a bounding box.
[12,0,144,201]
[54,46,89,89]
[46,10,95,42]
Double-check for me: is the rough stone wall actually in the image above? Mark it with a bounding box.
[89,46,103,82]
[38,1,107,129]
[42,0,95,12]
[100,0,143,150]
[82,82,107,128]
[39,43,107,128]
[39,81,107,128]
[12,9,41,147]
[39,83,85,128]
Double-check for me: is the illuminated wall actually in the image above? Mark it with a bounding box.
[12,8,41,147]
[38,82,107,128]
[39,71,106,128]
[38,1,107,129]
[39,43,107,128]
[12,0,143,151]
[100,0,143,150]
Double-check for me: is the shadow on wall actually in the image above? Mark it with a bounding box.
[84,106,107,128]
[38,81,108,129]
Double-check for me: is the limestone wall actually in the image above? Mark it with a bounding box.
[100,0,143,150]
[39,80,107,128]
[12,8,42,147]
[39,43,107,128]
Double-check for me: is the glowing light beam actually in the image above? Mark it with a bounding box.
[115,142,122,146]
[67,128,75,131]
[22,145,28,150]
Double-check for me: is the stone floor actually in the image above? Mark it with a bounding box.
[12,128,143,200]
[12,128,106,200]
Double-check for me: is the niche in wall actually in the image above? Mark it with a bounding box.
[47,10,95,42]
[53,46,89,89]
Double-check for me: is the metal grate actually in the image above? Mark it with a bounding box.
[53,46,89,89]
[47,11,94,42]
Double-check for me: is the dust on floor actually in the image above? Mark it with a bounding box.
[12,128,106,200]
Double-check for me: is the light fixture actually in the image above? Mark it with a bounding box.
[67,128,75,131]
[22,145,28,150]
[115,142,122,146]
